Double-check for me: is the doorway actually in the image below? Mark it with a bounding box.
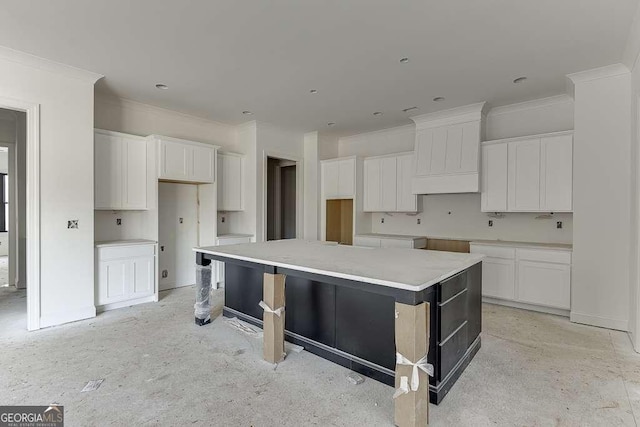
[266,157,297,241]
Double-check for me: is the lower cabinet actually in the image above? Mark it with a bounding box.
[470,243,571,313]
[96,242,157,310]
[353,234,427,249]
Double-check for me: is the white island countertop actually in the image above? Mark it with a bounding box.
[194,239,484,291]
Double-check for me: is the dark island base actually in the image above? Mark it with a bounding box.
[219,261,482,405]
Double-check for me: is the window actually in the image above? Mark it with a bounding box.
[0,173,8,232]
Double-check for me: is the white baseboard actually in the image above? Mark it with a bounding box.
[39,305,96,328]
[570,311,629,332]
[97,295,156,312]
[483,297,570,317]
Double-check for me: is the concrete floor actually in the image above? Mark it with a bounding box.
[1,286,640,426]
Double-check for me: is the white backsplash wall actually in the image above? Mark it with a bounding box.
[371,193,573,244]
[95,210,149,242]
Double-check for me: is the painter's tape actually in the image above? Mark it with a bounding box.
[259,301,285,317]
[395,352,434,392]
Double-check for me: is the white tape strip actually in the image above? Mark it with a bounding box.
[395,352,434,392]
[393,376,410,399]
[259,300,285,317]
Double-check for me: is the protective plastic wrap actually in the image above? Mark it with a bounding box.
[194,264,212,325]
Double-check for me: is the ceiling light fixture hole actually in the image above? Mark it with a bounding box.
[433,97,445,102]
[513,76,528,84]
[155,84,168,90]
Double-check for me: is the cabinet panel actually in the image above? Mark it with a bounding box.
[322,162,340,199]
[482,257,515,300]
[430,127,448,174]
[415,128,433,176]
[517,261,570,309]
[132,256,154,296]
[160,140,190,180]
[95,133,122,209]
[460,121,481,172]
[540,134,573,212]
[218,154,243,211]
[481,144,508,212]
[363,158,380,211]
[99,259,128,304]
[380,156,397,211]
[122,137,148,209]
[508,138,541,211]
[380,238,414,249]
[338,159,355,197]
[396,154,417,212]
[353,236,381,248]
[192,145,215,183]
[444,126,463,173]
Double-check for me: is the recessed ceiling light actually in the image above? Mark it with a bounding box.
[402,107,418,113]
[242,110,253,115]
[155,83,168,90]
[310,89,318,94]
[373,111,383,116]
[399,57,409,64]
[513,76,528,84]
[327,122,336,127]
[433,97,445,102]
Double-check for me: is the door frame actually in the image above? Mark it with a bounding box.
[261,151,303,242]
[0,97,40,331]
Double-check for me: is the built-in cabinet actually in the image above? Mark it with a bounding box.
[411,103,485,194]
[481,131,573,212]
[353,234,427,249]
[152,135,217,183]
[363,153,418,212]
[95,129,148,210]
[321,157,356,199]
[470,242,571,314]
[96,241,157,311]
[217,152,244,211]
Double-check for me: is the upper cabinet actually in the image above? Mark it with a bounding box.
[217,152,244,211]
[481,131,573,212]
[95,129,148,210]
[411,103,486,194]
[364,153,418,212]
[151,135,219,183]
[321,157,356,199]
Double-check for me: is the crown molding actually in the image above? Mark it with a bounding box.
[339,123,415,142]
[487,95,573,117]
[0,45,102,84]
[567,63,630,85]
[411,102,487,129]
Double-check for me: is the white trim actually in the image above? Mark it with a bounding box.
[567,64,630,85]
[487,95,573,117]
[40,306,96,329]
[362,151,414,161]
[0,45,102,84]
[147,134,221,149]
[483,297,569,317]
[482,130,574,146]
[94,128,147,140]
[0,97,40,331]
[570,311,629,332]
[320,155,357,164]
[339,123,415,143]
[96,295,156,312]
[411,102,486,130]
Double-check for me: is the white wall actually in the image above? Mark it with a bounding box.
[0,49,101,328]
[630,47,640,349]
[569,66,631,331]
[303,132,319,240]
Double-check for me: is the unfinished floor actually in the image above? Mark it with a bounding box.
[1,286,639,426]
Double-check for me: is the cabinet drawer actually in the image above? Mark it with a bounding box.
[440,270,467,302]
[380,238,413,249]
[438,321,468,381]
[98,244,155,261]
[353,237,381,248]
[470,244,515,259]
[439,288,467,341]
[516,248,571,264]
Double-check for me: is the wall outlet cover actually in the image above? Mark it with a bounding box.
[67,220,78,229]
[417,218,421,225]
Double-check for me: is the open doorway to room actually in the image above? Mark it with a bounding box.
[0,107,27,331]
[266,156,297,241]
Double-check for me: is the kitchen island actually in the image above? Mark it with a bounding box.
[194,239,483,411]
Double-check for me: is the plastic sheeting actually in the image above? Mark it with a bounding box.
[194,264,212,325]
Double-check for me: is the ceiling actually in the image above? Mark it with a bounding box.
[0,0,637,136]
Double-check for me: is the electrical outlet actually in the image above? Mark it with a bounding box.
[67,220,78,229]
[556,221,563,229]
[381,217,384,224]
[179,218,184,224]
[162,270,168,278]
[221,216,225,223]
[116,218,122,226]
[417,218,421,225]
[488,220,493,227]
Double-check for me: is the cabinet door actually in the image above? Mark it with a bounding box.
[98,259,129,305]
[353,236,381,248]
[363,158,381,211]
[396,154,417,212]
[338,159,355,198]
[380,156,397,211]
[481,257,515,300]
[95,132,122,209]
[481,144,508,212]
[218,154,243,211]
[131,256,154,297]
[517,260,570,309]
[122,137,148,209]
[414,128,433,176]
[508,138,541,211]
[322,162,340,199]
[380,238,413,249]
[191,145,215,183]
[540,134,573,212]
[160,140,190,181]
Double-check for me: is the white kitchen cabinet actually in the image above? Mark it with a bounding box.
[213,234,253,287]
[481,143,508,212]
[508,138,541,211]
[363,153,417,212]
[95,129,148,210]
[517,260,570,310]
[540,134,573,212]
[353,234,426,249]
[482,257,516,300]
[217,152,244,211]
[96,241,156,310]
[154,135,218,184]
[353,235,382,248]
[321,157,356,199]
